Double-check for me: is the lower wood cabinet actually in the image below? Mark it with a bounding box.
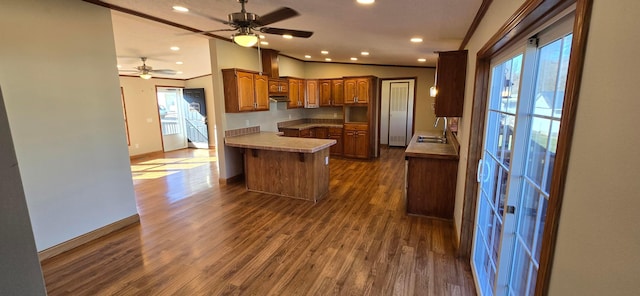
[343,124,369,159]
[328,127,343,156]
[406,156,458,219]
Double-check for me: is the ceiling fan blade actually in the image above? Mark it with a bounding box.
[178,28,237,36]
[187,10,231,25]
[260,27,313,38]
[255,7,299,26]
[118,70,139,73]
[151,69,177,75]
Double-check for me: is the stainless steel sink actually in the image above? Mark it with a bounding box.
[417,135,447,144]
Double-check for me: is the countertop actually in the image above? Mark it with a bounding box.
[279,123,343,130]
[225,132,336,153]
[405,131,459,160]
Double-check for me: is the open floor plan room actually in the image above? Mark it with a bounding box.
[41,148,475,295]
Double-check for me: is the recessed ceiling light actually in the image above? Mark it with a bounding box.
[172,6,189,12]
[260,41,269,45]
[170,46,180,51]
[176,61,183,65]
[361,51,370,56]
[417,58,427,62]
[410,37,423,43]
[259,35,266,39]
[325,58,332,62]
[177,71,183,74]
[282,34,293,39]
[305,55,312,59]
[350,57,358,61]
[321,50,329,55]
[117,64,121,68]
[357,0,375,4]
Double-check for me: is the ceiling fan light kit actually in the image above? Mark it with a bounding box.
[140,73,152,80]
[232,27,259,47]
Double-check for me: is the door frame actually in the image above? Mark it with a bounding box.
[458,0,593,295]
[377,77,417,148]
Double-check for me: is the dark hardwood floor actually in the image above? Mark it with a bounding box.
[41,147,476,295]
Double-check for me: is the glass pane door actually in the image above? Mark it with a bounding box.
[506,33,573,296]
[472,53,524,296]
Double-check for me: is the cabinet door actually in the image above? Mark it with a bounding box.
[344,79,357,104]
[355,78,370,104]
[305,79,319,108]
[298,80,306,107]
[329,134,343,155]
[254,74,269,111]
[279,81,288,93]
[343,130,356,157]
[268,80,280,93]
[237,71,256,112]
[319,80,332,106]
[434,50,467,117]
[288,79,300,109]
[315,127,328,139]
[332,79,344,106]
[354,130,369,158]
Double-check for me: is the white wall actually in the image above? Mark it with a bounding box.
[120,76,186,156]
[0,0,138,251]
[458,0,640,294]
[548,0,640,294]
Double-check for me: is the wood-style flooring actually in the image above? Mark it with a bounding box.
[41,147,476,295]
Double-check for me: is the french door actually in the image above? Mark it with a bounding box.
[472,14,574,296]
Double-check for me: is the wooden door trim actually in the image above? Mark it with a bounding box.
[457,1,593,296]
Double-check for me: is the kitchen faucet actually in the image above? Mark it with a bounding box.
[434,117,448,139]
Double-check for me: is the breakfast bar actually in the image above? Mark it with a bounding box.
[225,132,336,202]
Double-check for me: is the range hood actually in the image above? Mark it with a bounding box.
[269,96,290,102]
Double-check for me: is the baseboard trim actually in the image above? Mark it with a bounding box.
[129,150,163,161]
[38,213,140,262]
[219,174,244,185]
[453,217,461,255]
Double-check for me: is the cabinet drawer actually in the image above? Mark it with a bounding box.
[344,124,368,131]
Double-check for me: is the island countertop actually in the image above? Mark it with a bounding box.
[225,131,336,153]
[404,131,459,160]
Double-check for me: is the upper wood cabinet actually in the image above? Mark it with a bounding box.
[305,79,319,108]
[222,68,269,113]
[287,78,305,109]
[320,79,344,107]
[434,50,468,117]
[268,79,288,96]
[344,76,374,105]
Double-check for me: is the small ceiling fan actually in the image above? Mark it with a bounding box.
[190,0,313,47]
[119,57,177,79]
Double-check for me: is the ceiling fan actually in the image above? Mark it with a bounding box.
[119,57,177,79]
[190,0,313,47]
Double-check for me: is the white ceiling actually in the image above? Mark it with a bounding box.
[106,0,483,80]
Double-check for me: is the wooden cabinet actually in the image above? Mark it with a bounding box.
[406,156,458,219]
[268,79,288,96]
[305,79,319,108]
[287,78,305,108]
[222,68,269,113]
[315,127,328,139]
[343,124,369,158]
[320,79,344,106]
[344,77,373,105]
[328,127,343,156]
[434,50,468,117]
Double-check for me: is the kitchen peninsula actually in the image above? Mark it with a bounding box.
[225,129,336,202]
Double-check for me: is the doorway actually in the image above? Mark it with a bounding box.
[156,87,187,152]
[380,79,415,147]
[182,88,209,148]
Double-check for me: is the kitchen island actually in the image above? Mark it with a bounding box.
[225,132,336,202]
